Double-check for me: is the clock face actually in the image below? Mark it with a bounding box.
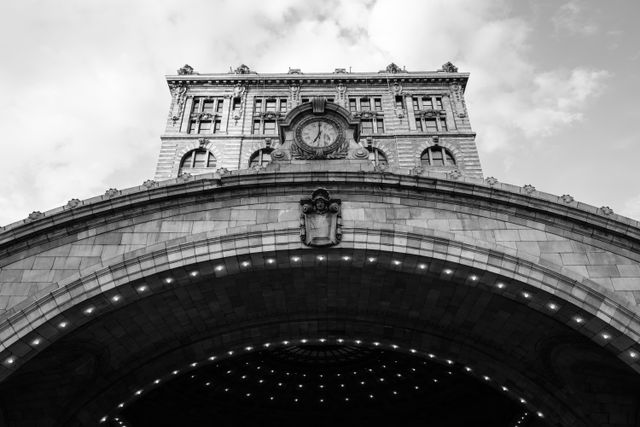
[299,120,339,148]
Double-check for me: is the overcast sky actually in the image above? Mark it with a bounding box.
[1,0,639,226]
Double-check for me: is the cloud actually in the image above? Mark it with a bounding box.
[621,195,640,221]
[552,1,599,36]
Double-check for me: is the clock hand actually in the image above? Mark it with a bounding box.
[313,123,322,143]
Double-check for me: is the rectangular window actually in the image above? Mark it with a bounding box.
[374,98,382,111]
[265,99,277,112]
[216,100,223,113]
[253,120,261,134]
[254,99,263,113]
[435,97,443,110]
[422,97,432,109]
[264,120,277,134]
[198,120,212,134]
[425,118,438,132]
[361,119,373,134]
[412,98,420,111]
[431,148,444,166]
[192,99,201,113]
[415,119,423,131]
[376,119,385,133]
[189,120,198,134]
[202,100,214,113]
[360,98,371,111]
[213,120,221,133]
[301,98,310,103]
[439,118,447,131]
[279,99,288,113]
[233,98,241,110]
[349,99,357,112]
[395,95,404,109]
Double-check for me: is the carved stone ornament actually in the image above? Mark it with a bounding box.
[105,188,119,198]
[300,188,342,247]
[271,149,287,160]
[485,177,498,186]
[288,68,302,74]
[523,184,536,194]
[66,198,81,209]
[448,169,462,180]
[177,172,192,182]
[143,179,158,189]
[234,64,251,74]
[385,63,404,73]
[391,82,403,95]
[353,147,369,159]
[600,206,614,216]
[233,83,245,98]
[441,62,458,73]
[177,64,195,75]
[198,138,209,148]
[411,166,425,176]
[418,109,446,119]
[334,68,348,74]
[217,167,230,176]
[28,211,44,221]
[561,194,574,203]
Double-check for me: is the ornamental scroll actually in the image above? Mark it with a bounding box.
[300,189,342,247]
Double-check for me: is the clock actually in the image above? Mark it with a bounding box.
[299,119,339,148]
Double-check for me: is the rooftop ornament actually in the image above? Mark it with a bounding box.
[234,64,252,74]
[177,64,195,75]
[384,63,406,73]
[441,62,458,73]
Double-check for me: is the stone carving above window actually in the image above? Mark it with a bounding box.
[441,62,458,73]
[177,64,195,75]
[300,188,342,247]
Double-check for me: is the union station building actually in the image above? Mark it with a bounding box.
[0,63,639,426]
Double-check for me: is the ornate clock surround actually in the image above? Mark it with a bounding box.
[278,97,361,161]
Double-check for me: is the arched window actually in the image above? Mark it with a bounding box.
[368,147,388,167]
[249,148,273,167]
[179,149,216,174]
[420,146,455,167]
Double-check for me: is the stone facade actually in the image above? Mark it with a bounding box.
[155,64,483,180]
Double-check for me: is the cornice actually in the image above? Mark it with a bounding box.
[166,71,470,91]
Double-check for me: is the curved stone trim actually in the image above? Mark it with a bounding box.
[1,223,639,380]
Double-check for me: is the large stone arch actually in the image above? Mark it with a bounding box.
[1,168,640,426]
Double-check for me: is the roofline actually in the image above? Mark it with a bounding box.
[165,71,470,91]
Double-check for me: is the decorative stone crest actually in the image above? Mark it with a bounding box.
[448,169,462,180]
[217,167,230,176]
[288,68,302,74]
[561,194,574,203]
[485,177,498,186]
[300,188,342,247]
[143,179,158,189]
[334,68,348,74]
[417,109,446,119]
[66,198,81,209]
[234,64,251,74]
[28,211,44,221]
[177,64,195,75]
[523,184,536,194]
[441,62,458,73]
[198,138,209,148]
[391,82,403,95]
[600,206,614,216]
[233,83,245,98]
[104,188,119,198]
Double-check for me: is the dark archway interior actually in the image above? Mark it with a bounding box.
[1,258,639,427]
[118,345,527,427]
